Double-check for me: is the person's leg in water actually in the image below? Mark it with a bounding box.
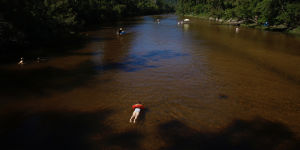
[133,111,140,123]
[129,111,137,123]
[129,110,140,123]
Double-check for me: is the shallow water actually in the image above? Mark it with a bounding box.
[1,15,300,150]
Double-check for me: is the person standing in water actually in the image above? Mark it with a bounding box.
[235,27,239,32]
[129,101,144,123]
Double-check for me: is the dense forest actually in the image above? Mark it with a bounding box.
[176,0,300,31]
[0,0,174,53]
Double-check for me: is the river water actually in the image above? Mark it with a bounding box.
[1,15,300,149]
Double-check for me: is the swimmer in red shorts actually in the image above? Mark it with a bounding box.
[129,101,144,123]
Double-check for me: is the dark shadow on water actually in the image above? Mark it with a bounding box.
[0,36,89,65]
[0,60,105,101]
[218,94,229,99]
[0,109,114,150]
[0,49,188,101]
[158,118,300,150]
[1,110,299,150]
[103,130,144,150]
[0,50,187,101]
[0,109,147,150]
[137,108,149,125]
[0,34,112,65]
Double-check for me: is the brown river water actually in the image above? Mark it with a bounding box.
[1,15,300,150]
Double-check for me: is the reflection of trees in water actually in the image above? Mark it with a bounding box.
[183,24,189,31]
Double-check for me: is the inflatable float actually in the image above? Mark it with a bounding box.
[132,104,144,110]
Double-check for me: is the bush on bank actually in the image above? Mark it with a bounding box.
[176,0,300,32]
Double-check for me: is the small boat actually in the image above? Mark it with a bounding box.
[183,19,190,22]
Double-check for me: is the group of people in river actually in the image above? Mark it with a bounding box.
[18,57,47,65]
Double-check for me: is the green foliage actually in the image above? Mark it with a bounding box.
[193,4,207,15]
[176,0,300,29]
[223,8,235,19]
[289,26,300,34]
[276,2,300,27]
[1,0,77,42]
[255,0,274,24]
[113,4,127,17]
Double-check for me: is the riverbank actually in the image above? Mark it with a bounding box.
[289,26,300,34]
[184,14,300,35]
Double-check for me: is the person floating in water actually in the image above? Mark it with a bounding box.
[118,27,124,35]
[235,24,240,33]
[129,101,144,123]
[235,27,239,32]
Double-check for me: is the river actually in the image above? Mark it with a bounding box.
[1,15,300,150]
